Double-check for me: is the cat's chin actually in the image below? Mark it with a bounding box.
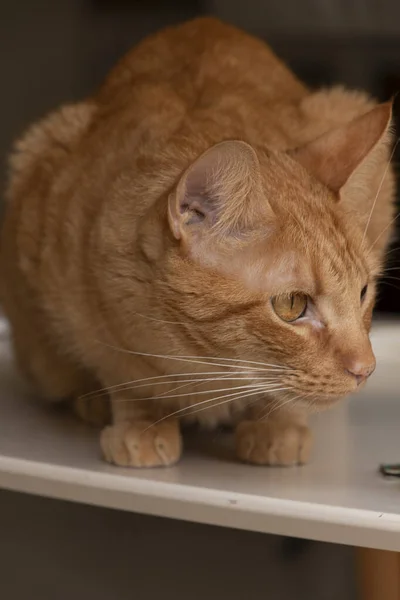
[297,393,350,413]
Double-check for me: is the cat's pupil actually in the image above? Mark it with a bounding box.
[360,285,368,301]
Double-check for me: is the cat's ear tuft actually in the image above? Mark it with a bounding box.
[168,141,272,241]
[289,102,393,192]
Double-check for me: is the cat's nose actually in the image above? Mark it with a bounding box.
[344,356,376,385]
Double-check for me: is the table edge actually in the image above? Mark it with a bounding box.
[1,455,400,551]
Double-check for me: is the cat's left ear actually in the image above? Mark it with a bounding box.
[288,101,393,193]
[168,140,272,243]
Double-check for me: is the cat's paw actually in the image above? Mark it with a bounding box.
[235,419,312,466]
[100,419,182,467]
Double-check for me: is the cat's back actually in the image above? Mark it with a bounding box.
[96,18,376,156]
[98,17,306,108]
[1,16,390,282]
[89,17,309,178]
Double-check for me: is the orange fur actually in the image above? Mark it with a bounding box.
[0,18,396,467]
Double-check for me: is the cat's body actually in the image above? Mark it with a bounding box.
[0,18,396,467]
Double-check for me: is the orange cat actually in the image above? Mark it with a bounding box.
[0,18,396,468]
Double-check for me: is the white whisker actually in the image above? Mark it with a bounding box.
[152,371,246,399]
[257,395,287,421]
[369,210,400,254]
[258,388,308,421]
[362,137,399,246]
[80,370,283,400]
[180,388,269,421]
[381,275,400,283]
[118,381,284,404]
[151,376,281,400]
[96,340,290,372]
[380,266,400,274]
[384,245,400,259]
[142,386,291,432]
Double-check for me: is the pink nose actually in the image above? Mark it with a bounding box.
[345,359,376,385]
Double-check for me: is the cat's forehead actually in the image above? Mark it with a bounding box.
[263,166,371,284]
[311,236,369,295]
[218,152,372,293]
[238,207,370,297]
[281,211,370,292]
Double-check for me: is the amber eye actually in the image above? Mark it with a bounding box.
[271,292,308,322]
[360,285,368,302]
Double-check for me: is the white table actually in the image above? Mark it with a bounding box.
[0,318,399,598]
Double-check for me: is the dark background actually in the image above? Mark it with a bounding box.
[1,0,400,311]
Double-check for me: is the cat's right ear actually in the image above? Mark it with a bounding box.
[288,102,393,193]
[168,141,272,243]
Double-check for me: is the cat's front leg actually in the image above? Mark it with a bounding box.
[100,393,182,467]
[235,407,312,466]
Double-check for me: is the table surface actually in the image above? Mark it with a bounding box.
[0,318,400,551]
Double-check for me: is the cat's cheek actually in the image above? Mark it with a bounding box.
[283,317,325,334]
[290,298,325,332]
[362,301,374,330]
[304,317,325,331]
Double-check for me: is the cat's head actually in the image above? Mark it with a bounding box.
[163,102,394,409]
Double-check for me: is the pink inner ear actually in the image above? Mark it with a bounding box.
[289,102,393,192]
[168,155,217,240]
[180,160,218,223]
[168,140,272,241]
[180,194,214,225]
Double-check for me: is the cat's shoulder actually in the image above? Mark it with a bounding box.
[300,86,377,130]
[7,102,95,201]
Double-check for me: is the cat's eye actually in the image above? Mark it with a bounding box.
[271,292,308,322]
[360,285,368,302]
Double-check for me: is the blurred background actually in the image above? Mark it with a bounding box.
[0,3,399,598]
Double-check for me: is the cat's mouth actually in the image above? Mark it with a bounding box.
[302,384,366,411]
[284,378,368,412]
[278,364,372,410]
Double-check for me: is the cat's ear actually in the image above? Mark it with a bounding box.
[168,141,272,241]
[289,102,393,193]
